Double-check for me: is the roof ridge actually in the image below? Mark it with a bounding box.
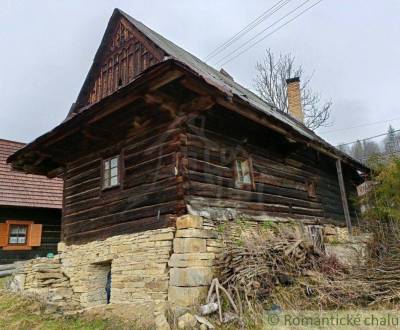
[117,9,308,125]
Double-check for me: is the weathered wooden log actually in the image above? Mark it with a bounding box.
[0,269,15,277]
[0,264,16,271]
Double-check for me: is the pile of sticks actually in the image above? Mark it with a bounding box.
[218,221,400,310]
[219,231,324,302]
[354,222,400,305]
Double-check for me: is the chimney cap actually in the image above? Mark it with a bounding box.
[286,77,300,84]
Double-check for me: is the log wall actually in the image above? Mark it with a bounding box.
[62,102,361,245]
[62,114,183,245]
[181,107,359,224]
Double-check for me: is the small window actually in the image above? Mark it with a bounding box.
[0,220,42,250]
[8,225,28,245]
[103,156,120,189]
[307,181,317,198]
[234,158,254,189]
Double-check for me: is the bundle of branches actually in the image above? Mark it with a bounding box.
[219,218,400,312]
[219,225,371,311]
[219,227,330,303]
[353,219,400,306]
[270,220,400,309]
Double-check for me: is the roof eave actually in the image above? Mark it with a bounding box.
[8,58,369,176]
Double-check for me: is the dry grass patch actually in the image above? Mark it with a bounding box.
[0,277,141,330]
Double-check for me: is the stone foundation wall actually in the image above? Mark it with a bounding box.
[324,225,370,266]
[8,215,370,328]
[8,257,78,312]
[168,215,221,308]
[58,227,175,320]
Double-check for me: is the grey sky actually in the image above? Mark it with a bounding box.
[1,0,399,147]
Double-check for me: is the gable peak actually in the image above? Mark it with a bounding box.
[73,10,167,111]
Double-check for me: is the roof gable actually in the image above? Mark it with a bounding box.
[72,9,166,114]
[111,10,321,143]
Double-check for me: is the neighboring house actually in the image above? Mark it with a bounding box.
[0,139,62,264]
[8,8,367,246]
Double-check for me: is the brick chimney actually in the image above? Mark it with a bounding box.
[286,77,303,123]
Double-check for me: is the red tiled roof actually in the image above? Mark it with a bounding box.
[0,139,62,209]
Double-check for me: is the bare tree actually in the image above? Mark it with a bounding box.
[254,49,332,130]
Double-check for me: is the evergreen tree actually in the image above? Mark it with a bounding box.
[384,125,398,154]
[363,140,381,159]
[350,140,364,161]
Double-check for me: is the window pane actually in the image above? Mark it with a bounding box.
[235,160,243,181]
[102,156,120,189]
[110,167,118,177]
[17,237,26,244]
[235,159,252,186]
[9,225,28,244]
[9,237,18,244]
[10,226,20,234]
[18,226,27,235]
[110,157,118,168]
[110,176,118,186]
[103,169,110,183]
[243,174,251,184]
[241,160,250,176]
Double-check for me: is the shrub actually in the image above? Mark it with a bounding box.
[362,157,400,223]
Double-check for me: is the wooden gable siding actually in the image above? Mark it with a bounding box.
[181,108,358,223]
[0,207,61,264]
[86,17,165,107]
[61,111,184,245]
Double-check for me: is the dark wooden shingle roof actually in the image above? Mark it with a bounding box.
[0,139,62,209]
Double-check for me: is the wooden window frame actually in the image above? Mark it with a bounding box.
[101,154,123,191]
[307,180,317,199]
[0,220,42,251]
[8,223,29,246]
[233,157,255,191]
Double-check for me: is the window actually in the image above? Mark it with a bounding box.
[0,220,42,250]
[8,225,28,245]
[234,158,254,189]
[103,156,120,189]
[307,181,317,198]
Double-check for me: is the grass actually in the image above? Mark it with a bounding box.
[0,277,140,330]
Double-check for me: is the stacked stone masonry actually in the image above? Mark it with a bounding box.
[168,215,221,308]
[9,257,79,312]
[7,214,369,328]
[58,227,175,321]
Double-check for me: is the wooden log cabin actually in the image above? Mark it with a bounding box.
[8,9,367,246]
[0,139,62,264]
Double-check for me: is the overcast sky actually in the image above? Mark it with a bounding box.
[1,0,399,147]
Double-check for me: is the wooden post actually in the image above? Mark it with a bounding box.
[336,159,352,235]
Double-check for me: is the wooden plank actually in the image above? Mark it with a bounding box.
[336,159,352,234]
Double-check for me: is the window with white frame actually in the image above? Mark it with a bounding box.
[8,224,28,244]
[103,156,120,189]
